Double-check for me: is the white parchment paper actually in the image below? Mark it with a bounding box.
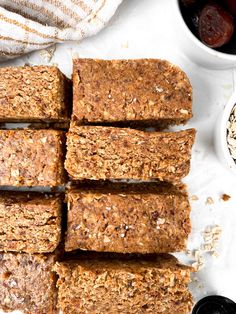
[1,0,236,312]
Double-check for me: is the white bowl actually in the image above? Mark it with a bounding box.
[172,0,236,69]
[215,91,236,174]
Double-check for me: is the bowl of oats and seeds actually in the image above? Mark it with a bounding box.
[215,91,236,175]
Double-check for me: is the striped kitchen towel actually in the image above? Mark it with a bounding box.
[0,0,122,60]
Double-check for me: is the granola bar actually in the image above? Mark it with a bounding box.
[55,254,193,314]
[0,129,65,186]
[72,59,192,127]
[65,183,191,253]
[0,192,62,253]
[0,66,71,122]
[65,126,196,182]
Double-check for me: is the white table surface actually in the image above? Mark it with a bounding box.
[1,0,236,311]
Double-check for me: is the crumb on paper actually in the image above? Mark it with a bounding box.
[191,276,205,289]
[194,249,202,259]
[222,84,233,90]
[192,276,203,286]
[192,259,204,271]
[71,51,80,59]
[192,276,199,282]
[90,17,100,26]
[205,197,214,205]
[201,243,212,251]
[211,250,219,258]
[40,46,56,62]
[190,195,199,201]
[221,193,231,201]
[121,41,129,48]
[186,249,192,256]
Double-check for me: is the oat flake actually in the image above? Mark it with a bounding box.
[227,104,236,163]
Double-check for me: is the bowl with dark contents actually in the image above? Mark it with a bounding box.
[173,0,236,69]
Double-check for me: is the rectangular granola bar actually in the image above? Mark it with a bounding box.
[0,129,65,186]
[65,126,196,182]
[65,183,191,253]
[0,66,71,122]
[55,254,193,314]
[0,252,58,314]
[72,59,192,126]
[0,192,62,253]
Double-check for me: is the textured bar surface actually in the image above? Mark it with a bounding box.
[0,129,65,186]
[0,66,71,122]
[0,252,58,314]
[65,126,196,182]
[55,254,193,314]
[72,58,192,126]
[0,192,62,253]
[65,183,191,253]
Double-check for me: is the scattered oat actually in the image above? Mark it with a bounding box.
[194,251,205,269]
[190,195,199,201]
[192,276,199,283]
[221,193,231,201]
[194,249,202,259]
[205,197,214,205]
[188,248,205,271]
[201,243,212,251]
[211,251,219,258]
[40,46,56,62]
[121,41,129,48]
[192,262,204,271]
[186,249,192,256]
[201,225,222,257]
[187,225,222,272]
[191,276,203,289]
